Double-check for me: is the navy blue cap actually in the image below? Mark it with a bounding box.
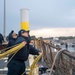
[18,29,29,36]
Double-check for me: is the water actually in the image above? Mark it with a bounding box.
[61,45,75,52]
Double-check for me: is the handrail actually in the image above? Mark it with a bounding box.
[63,50,75,59]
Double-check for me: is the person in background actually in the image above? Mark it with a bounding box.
[7,30,17,73]
[0,33,4,44]
[7,29,41,75]
[7,30,17,47]
[7,30,17,57]
[65,42,68,50]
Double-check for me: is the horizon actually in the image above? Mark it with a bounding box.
[1,27,75,38]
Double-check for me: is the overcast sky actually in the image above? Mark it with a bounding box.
[0,0,75,37]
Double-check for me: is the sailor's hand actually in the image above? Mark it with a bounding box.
[38,52,42,55]
[22,41,27,45]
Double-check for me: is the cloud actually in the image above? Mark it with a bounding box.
[30,28,75,37]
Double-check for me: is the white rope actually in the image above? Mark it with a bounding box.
[49,50,67,75]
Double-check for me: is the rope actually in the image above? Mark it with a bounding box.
[0,43,20,53]
[1,50,18,75]
[0,42,26,59]
[0,42,26,75]
[0,44,20,60]
[49,50,68,75]
[0,39,65,75]
[21,53,42,75]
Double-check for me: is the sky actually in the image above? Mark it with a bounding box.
[0,0,75,37]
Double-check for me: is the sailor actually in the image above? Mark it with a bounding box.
[0,33,4,44]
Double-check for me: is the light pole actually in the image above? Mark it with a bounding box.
[4,0,6,41]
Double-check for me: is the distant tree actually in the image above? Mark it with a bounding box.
[68,36,74,39]
[31,36,36,40]
[59,36,75,40]
[38,37,43,40]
